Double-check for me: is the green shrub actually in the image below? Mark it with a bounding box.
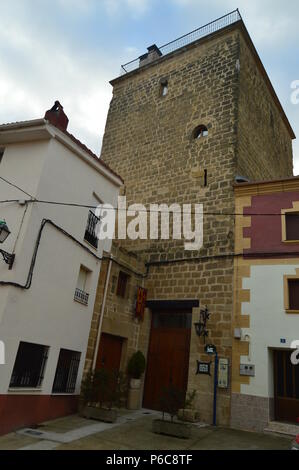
[81,368,128,409]
[127,351,146,379]
[159,385,185,422]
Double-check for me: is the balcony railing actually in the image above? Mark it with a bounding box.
[121,9,242,75]
[84,210,100,248]
[74,288,89,306]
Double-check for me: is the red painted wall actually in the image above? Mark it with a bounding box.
[243,191,299,257]
[0,395,78,436]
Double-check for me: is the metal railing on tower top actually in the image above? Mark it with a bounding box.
[120,9,242,75]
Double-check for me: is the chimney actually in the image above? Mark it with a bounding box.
[44,101,69,132]
[139,44,162,68]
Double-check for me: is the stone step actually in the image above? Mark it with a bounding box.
[264,421,299,437]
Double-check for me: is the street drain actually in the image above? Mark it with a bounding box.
[24,430,43,436]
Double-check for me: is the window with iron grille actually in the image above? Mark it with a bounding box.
[116,271,130,298]
[10,341,49,388]
[74,266,91,306]
[52,349,81,394]
[285,212,299,241]
[84,210,100,248]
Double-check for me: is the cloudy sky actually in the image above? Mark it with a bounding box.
[1,0,299,172]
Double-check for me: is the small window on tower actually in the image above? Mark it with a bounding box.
[160,80,168,97]
[193,125,208,139]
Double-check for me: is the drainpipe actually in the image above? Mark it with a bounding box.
[92,256,113,371]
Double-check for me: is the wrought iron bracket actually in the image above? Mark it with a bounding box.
[194,306,210,343]
[0,249,15,269]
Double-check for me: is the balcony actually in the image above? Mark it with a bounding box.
[84,210,100,249]
[120,9,242,75]
[74,288,89,306]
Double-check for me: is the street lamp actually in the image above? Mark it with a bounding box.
[0,220,15,269]
[0,220,10,243]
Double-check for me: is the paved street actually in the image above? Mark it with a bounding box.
[0,411,293,450]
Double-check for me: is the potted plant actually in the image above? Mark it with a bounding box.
[127,351,146,410]
[152,385,192,439]
[81,368,127,423]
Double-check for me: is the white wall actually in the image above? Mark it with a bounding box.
[240,263,299,398]
[0,129,120,395]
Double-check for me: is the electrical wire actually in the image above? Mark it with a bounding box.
[1,174,299,216]
[0,176,35,199]
[0,197,296,217]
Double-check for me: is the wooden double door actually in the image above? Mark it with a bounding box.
[143,310,191,410]
[274,349,299,423]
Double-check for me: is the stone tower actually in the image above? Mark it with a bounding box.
[98,12,295,425]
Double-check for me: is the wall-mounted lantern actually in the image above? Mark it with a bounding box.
[194,306,210,342]
[0,220,15,269]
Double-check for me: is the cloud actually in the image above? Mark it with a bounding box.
[103,0,150,18]
[0,0,297,172]
[0,1,118,154]
[172,0,298,47]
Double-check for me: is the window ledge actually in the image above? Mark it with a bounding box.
[8,387,43,394]
[282,239,299,244]
[83,238,99,251]
[74,298,89,307]
[51,393,77,396]
[285,309,299,314]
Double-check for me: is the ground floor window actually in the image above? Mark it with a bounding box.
[10,341,49,388]
[52,349,81,394]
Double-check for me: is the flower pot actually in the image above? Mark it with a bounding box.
[130,378,141,389]
[81,405,117,423]
[152,419,191,439]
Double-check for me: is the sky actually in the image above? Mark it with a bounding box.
[1,0,299,172]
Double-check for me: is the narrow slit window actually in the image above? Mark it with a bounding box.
[204,169,208,187]
[160,80,168,97]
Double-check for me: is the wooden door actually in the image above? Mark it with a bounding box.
[143,310,191,410]
[96,333,123,373]
[274,349,299,423]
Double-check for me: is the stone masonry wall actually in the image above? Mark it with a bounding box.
[236,33,293,180]
[97,25,294,426]
[84,245,151,379]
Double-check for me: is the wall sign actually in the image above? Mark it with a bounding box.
[196,361,211,375]
[205,344,217,355]
[218,358,229,388]
[135,287,147,320]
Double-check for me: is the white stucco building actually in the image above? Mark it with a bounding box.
[0,102,122,435]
